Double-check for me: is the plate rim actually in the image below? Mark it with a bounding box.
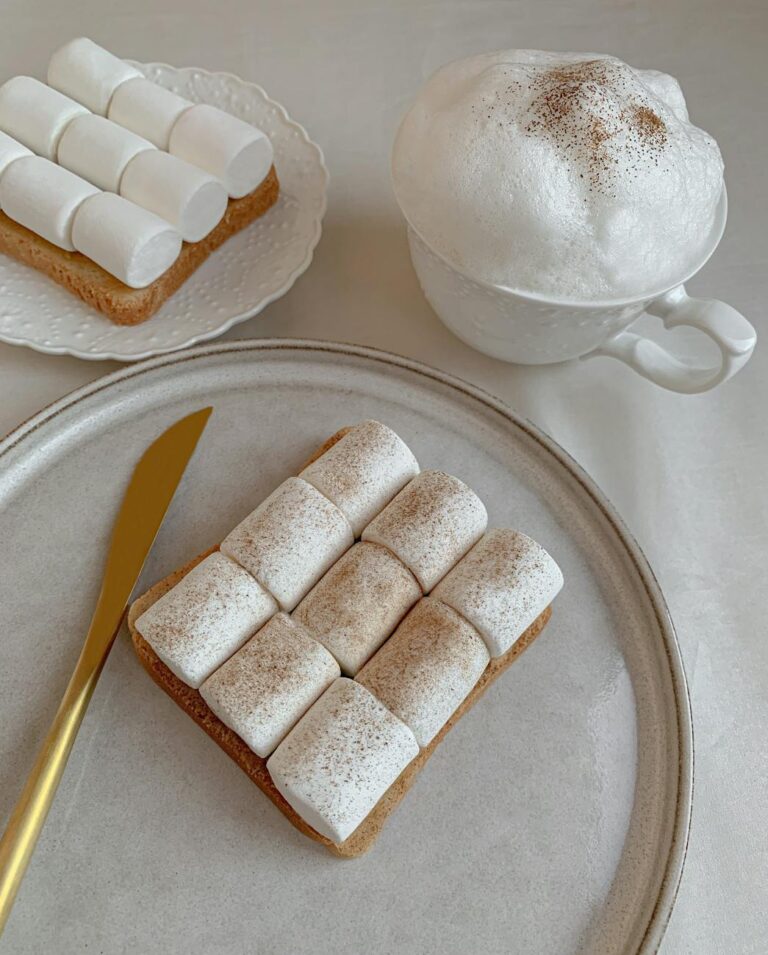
[0,64,329,363]
[0,338,693,953]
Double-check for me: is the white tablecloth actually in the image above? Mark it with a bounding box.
[1,3,765,951]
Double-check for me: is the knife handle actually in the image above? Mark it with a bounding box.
[0,619,118,934]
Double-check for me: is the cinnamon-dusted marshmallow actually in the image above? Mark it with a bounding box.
[433,529,563,658]
[221,477,354,611]
[134,552,277,688]
[361,470,487,592]
[357,597,489,747]
[293,542,420,676]
[200,614,339,758]
[267,678,419,843]
[300,420,419,536]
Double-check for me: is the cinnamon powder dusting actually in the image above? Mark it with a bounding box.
[475,58,670,197]
[629,103,667,145]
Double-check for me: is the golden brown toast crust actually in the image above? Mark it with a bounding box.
[0,165,279,325]
[127,427,554,856]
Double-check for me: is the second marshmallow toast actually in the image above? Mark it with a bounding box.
[128,424,563,855]
[0,166,278,325]
[0,39,281,324]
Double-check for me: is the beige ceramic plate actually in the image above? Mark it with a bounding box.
[0,340,691,954]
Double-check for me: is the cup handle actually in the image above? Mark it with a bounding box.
[583,285,757,393]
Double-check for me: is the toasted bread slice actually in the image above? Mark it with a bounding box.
[0,165,279,325]
[127,428,554,856]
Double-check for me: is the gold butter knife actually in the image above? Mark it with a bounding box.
[0,406,212,934]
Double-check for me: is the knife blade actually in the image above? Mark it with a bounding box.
[0,405,212,935]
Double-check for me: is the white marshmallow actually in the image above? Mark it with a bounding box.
[120,149,228,242]
[0,156,98,250]
[293,542,420,676]
[432,529,564,658]
[0,76,88,160]
[362,470,487,592]
[267,678,419,843]
[134,552,278,689]
[357,597,489,748]
[221,477,354,611]
[57,113,154,193]
[71,191,182,288]
[169,103,273,199]
[108,77,192,150]
[200,614,340,758]
[47,37,141,115]
[300,420,420,536]
[0,130,32,179]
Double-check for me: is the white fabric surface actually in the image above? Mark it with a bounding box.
[0,2,765,952]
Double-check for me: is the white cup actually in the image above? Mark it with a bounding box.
[404,190,756,393]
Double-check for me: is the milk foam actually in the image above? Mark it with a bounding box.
[392,50,724,300]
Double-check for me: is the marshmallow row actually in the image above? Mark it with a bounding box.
[0,32,276,272]
[47,37,274,199]
[56,107,228,241]
[0,76,228,244]
[0,101,187,284]
[0,150,182,285]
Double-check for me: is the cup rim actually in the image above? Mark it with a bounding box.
[401,186,728,310]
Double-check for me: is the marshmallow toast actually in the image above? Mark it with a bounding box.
[127,427,557,857]
[0,164,278,325]
[130,567,550,858]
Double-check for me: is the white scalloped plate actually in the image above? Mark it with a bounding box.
[0,64,328,361]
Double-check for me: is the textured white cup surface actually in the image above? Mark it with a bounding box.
[402,191,755,393]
